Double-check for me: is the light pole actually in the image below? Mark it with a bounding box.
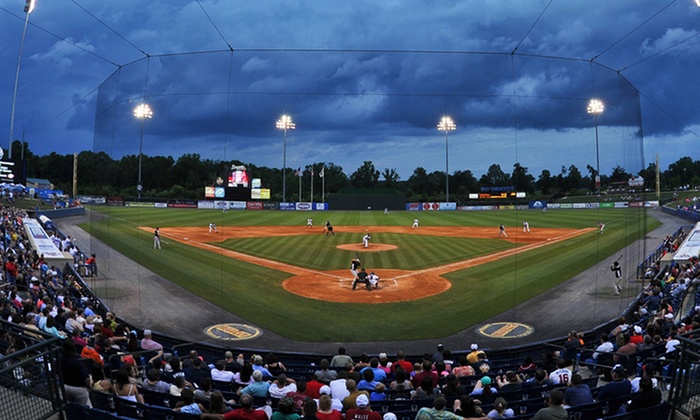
[134,103,153,199]
[587,99,604,195]
[437,116,456,202]
[8,0,37,160]
[276,115,295,202]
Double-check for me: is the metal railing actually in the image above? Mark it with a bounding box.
[0,322,64,420]
[668,335,700,417]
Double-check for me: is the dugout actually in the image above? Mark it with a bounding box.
[328,194,405,210]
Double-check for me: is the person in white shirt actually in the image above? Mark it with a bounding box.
[211,360,235,382]
[268,373,297,398]
[549,359,572,386]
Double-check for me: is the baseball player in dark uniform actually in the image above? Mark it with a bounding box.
[611,260,622,295]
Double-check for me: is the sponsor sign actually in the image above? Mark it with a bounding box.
[168,200,197,208]
[405,203,422,211]
[514,205,529,210]
[457,205,498,211]
[204,323,262,341]
[313,203,327,211]
[296,202,313,211]
[439,203,457,211]
[204,187,216,198]
[629,201,644,208]
[584,202,600,209]
[644,201,659,207]
[529,200,547,209]
[558,203,570,209]
[198,200,215,209]
[230,201,247,210]
[600,202,614,208]
[478,322,534,339]
[154,202,168,208]
[468,193,479,199]
[251,178,261,189]
[23,218,64,258]
[573,203,586,209]
[108,197,124,206]
[125,202,155,207]
[614,202,629,208]
[673,222,700,262]
[76,195,106,205]
[422,202,440,211]
[280,202,296,211]
[246,201,263,210]
[500,205,515,210]
[251,188,270,199]
[263,202,280,210]
[214,187,225,198]
[628,176,644,187]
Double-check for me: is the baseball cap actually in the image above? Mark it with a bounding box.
[471,343,478,350]
[612,364,626,375]
[356,394,369,407]
[665,313,674,319]
[481,376,492,385]
[143,329,152,336]
[320,385,331,395]
[633,325,642,334]
[383,413,397,420]
[379,352,387,359]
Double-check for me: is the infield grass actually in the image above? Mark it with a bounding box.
[83,207,658,342]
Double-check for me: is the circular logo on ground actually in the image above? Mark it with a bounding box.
[477,322,534,339]
[205,323,261,341]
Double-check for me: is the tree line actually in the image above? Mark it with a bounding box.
[9,142,699,202]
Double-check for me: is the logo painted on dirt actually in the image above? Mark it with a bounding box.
[477,322,534,339]
[205,323,261,340]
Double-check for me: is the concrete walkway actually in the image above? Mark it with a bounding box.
[56,208,685,355]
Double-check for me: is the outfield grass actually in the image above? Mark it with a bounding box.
[83,207,658,342]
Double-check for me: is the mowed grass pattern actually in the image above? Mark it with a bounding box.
[84,207,658,341]
[221,233,516,271]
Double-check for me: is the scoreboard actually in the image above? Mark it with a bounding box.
[469,191,527,199]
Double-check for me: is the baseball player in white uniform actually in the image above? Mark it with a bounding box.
[523,221,530,232]
[368,272,380,289]
[412,218,419,229]
[209,222,218,233]
[306,218,313,228]
[362,234,371,248]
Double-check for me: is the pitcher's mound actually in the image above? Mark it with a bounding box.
[336,243,398,252]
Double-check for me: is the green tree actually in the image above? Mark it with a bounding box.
[536,169,553,195]
[479,164,509,187]
[511,163,535,194]
[566,165,583,192]
[350,161,380,189]
[382,168,400,188]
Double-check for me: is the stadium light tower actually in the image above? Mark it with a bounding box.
[134,103,153,199]
[276,115,295,202]
[8,0,37,160]
[587,99,604,195]
[437,116,456,202]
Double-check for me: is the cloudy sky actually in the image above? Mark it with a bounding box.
[1,0,699,181]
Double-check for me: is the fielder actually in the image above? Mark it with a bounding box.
[153,227,161,249]
[599,222,605,234]
[523,221,530,233]
[498,224,508,238]
[209,222,218,233]
[362,233,371,248]
[306,218,313,228]
[412,218,419,229]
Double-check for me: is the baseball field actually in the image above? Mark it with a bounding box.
[82,207,657,342]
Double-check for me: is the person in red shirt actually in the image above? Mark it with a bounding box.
[411,360,438,389]
[391,351,413,374]
[305,374,325,399]
[345,395,381,420]
[201,393,270,420]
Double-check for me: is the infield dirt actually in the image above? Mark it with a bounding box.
[154,225,592,304]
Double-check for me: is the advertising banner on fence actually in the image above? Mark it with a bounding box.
[263,202,280,210]
[168,200,196,208]
[230,201,247,210]
[198,200,215,209]
[584,203,600,209]
[645,201,659,207]
[77,196,106,205]
[154,202,168,208]
[313,203,327,210]
[422,202,441,211]
[573,203,586,209]
[529,200,547,210]
[406,203,422,211]
[629,201,644,208]
[296,202,313,211]
[600,202,614,208]
[438,203,457,211]
[246,201,263,210]
[251,188,270,199]
[125,201,155,207]
[108,197,124,206]
[280,203,296,211]
[614,202,629,208]
[457,205,498,211]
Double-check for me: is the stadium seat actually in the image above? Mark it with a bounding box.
[89,390,117,413]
